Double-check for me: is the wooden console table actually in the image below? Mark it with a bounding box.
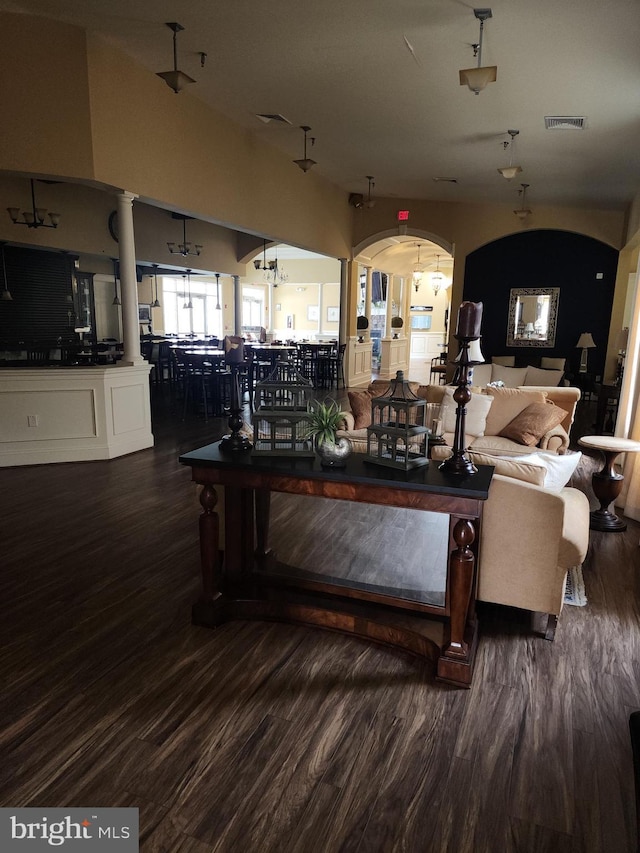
[179,442,494,688]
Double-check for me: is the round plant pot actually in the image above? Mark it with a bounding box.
[316,436,352,467]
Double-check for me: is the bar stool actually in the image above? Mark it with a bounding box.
[430,353,448,385]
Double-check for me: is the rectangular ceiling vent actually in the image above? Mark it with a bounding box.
[256,113,291,124]
[544,116,586,130]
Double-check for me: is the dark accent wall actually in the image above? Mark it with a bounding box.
[0,246,76,345]
[463,230,618,380]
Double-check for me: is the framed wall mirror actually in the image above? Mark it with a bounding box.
[507,287,560,347]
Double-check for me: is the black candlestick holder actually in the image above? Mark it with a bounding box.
[220,365,253,454]
[439,335,478,475]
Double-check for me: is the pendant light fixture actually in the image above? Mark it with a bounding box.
[364,176,376,209]
[168,215,202,256]
[459,8,497,95]
[253,240,269,272]
[498,130,522,180]
[156,22,196,94]
[1,243,12,301]
[514,183,532,220]
[184,269,193,309]
[111,258,120,306]
[215,273,221,310]
[7,179,60,229]
[151,264,161,308]
[412,244,424,292]
[431,255,445,295]
[293,126,317,172]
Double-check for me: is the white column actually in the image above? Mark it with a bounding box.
[384,273,394,337]
[233,275,242,335]
[339,258,348,345]
[317,282,323,337]
[116,191,144,366]
[365,266,372,340]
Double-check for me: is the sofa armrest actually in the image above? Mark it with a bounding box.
[340,411,355,431]
[538,424,569,454]
[478,474,586,617]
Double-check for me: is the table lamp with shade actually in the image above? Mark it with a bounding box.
[576,332,596,373]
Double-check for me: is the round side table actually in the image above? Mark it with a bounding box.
[578,435,640,532]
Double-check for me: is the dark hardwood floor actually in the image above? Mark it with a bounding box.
[1,382,639,852]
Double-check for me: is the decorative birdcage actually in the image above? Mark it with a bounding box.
[365,370,429,470]
[252,360,315,455]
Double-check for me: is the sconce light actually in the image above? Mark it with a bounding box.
[156,22,196,93]
[167,215,202,256]
[111,258,120,306]
[151,264,161,308]
[514,183,532,220]
[7,179,60,229]
[459,8,497,95]
[498,129,523,180]
[1,243,12,301]
[293,125,317,172]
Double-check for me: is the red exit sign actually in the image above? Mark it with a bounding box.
[397,210,410,221]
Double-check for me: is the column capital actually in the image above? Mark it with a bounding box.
[115,190,139,205]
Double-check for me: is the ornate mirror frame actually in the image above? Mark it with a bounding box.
[506,287,560,347]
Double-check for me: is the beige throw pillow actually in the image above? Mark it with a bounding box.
[483,387,547,435]
[523,365,564,387]
[490,364,529,387]
[438,387,493,438]
[499,401,567,446]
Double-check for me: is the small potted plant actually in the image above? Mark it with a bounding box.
[391,316,403,339]
[304,399,352,467]
[356,315,369,343]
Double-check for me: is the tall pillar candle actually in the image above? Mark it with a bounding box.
[456,301,483,338]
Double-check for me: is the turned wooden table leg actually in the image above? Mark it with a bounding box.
[437,517,478,687]
[192,484,225,626]
[590,449,626,532]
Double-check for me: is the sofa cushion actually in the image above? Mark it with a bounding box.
[347,390,373,429]
[469,363,492,387]
[499,401,567,446]
[540,357,567,371]
[438,386,493,437]
[491,355,516,367]
[483,387,547,435]
[490,364,529,387]
[523,365,564,387]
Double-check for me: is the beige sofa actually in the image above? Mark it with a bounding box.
[338,381,580,456]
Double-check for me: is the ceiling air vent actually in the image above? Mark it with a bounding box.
[544,116,586,130]
[256,113,291,124]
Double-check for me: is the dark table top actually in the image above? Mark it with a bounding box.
[180,441,494,500]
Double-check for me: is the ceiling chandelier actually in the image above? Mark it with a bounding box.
[498,129,523,180]
[412,244,424,292]
[459,8,497,95]
[7,179,60,229]
[514,183,532,220]
[253,241,288,285]
[168,215,202,256]
[364,176,376,209]
[151,264,161,308]
[293,125,317,172]
[156,22,196,94]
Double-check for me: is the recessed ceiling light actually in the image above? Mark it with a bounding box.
[433,177,458,183]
